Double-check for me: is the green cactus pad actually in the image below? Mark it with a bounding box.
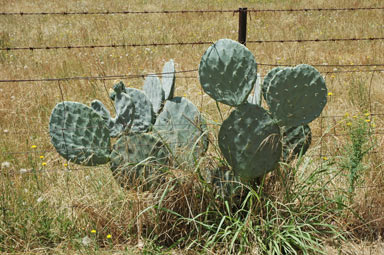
[90,99,117,135]
[199,39,258,106]
[124,88,154,133]
[282,124,312,162]
[109,81,127,101]
[110,133,168,190]
[218,103,282,179]
[247,73,262,105]
[91,100,112,123]
[153,97,208,165]
[49,101,111,166]
[162,59,176,100]
[143,75,165,114]
[262,67,284,101]
[265,64,327,128]
[113,90,135,136]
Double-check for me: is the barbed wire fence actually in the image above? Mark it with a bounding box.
[1,6,383,178]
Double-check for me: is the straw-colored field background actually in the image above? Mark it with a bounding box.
[1,0,384,254]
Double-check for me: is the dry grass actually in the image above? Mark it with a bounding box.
[1,0,384,253]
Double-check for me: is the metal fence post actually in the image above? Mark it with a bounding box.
[238,8,247,45]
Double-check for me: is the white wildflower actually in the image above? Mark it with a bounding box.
[3,129,8,133]
[19,168,28,174]
[1,161,11,168]
[82,236,92,246]
[37,196,44,203]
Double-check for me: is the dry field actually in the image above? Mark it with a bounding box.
[1,0,384,254]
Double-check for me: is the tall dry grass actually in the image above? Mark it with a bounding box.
[1,0,384,253]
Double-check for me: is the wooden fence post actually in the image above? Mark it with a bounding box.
[238,8,248,45]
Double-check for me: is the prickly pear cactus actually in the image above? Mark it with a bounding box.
[218,103,282,179]
[110,133,168,190]
[282,124,312,162]
[123,88,154,133]
[199,39,258,106]
[109,81,127,101]
[92,84,135,138]
[265,64,327,128]
[91,99,114,129]
[49,101,111,166]
[143,75,164,115]
[262,66,284,101]
[154,97,208,165]
[162,59,175,100]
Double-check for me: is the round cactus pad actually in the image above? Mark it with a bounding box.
[265,64,327,128]
[143,75,165,115]
[282,124,312,162]
[262,67,284,101]
[124,88,154,133]
[162,59,176,100]
[218,104,282,179]
[49,101,111,166]
[199,39,258,106]
[110,133,168,190]
[154,97,208,165]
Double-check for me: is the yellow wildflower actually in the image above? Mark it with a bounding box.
[328,92,333,96]
[40,155,44,159]
[91,229,96,234]
[106,234,112,239]
[322,157,328,160]
[31,145,37,149]
[364,113,370,117]
[41,162,47,166]
[64,163,68,167]
[365,119,371,123]
[346,122,352,126]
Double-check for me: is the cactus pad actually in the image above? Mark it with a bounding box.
[49,101,111,166]
[262,67,284,101]
[109,81,127,101]
[110,133,168,190]
[282,124,312,161]
[199,39,258,106]
[218,103,282,179]
[265,64,327,128]
[113,89,135,136]
[153,97,208,165]
[143,75,165,115]
[124,88,154,133]
[162,59,176,100]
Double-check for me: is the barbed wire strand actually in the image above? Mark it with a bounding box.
[1,37,383,52]
[0,69,198,83]
[0,7,383,16]
[0,68,383,84]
